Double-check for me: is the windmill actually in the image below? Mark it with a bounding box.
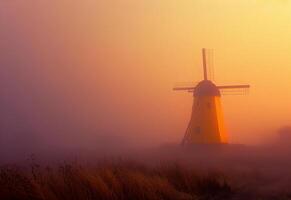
[174,48,250,145]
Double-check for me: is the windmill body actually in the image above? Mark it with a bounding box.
[174,49,250,145]
[184,80,227,144]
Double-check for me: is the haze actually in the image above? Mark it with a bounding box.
[0,0,290,154]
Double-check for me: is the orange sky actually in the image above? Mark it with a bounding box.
[0,0,291,147]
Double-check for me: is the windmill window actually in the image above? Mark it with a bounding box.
[195,127,201,134]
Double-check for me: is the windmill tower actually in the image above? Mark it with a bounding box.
[174,49,250,145]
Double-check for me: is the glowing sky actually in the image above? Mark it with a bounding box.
[0,0,291,147]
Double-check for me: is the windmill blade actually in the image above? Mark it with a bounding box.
[173,86,196,91]
[202,48,208,80]
[201,48,215,81]
[219,87,250,96]
[218,85,250,95]
[173,82,198,91]
[206,49,215,81]
[217,85,250,89]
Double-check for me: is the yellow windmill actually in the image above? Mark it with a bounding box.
[174,49,250,145]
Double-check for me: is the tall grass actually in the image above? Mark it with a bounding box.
[0,160,290,200]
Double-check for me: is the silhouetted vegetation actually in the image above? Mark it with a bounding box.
[1,159,291,200]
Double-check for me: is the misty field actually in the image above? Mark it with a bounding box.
[0,161,230,200]
[1,158,291,200]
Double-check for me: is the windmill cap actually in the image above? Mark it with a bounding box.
[194,80,221,97]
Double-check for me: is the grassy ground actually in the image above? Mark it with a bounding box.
[1,159,291,200]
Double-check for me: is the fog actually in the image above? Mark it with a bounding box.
[1,0,291,161]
